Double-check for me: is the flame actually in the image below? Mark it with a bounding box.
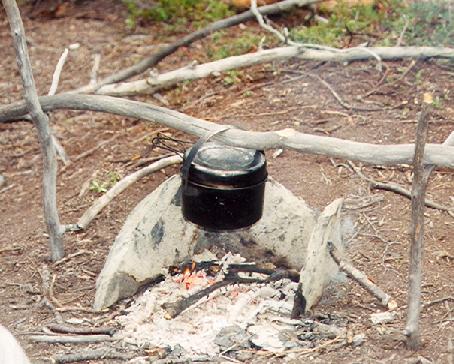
[173,261,216,290]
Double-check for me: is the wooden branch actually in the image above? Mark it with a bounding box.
[1,94,454,168]
[405,106,431,350]
[328,242,396,309]
[48,48,70,165]
[54,350,137,364]
[94,46,454,96]
[75,0,320,92]
[29,334,114,344]
[46,323,116,336]
[348,157,454,218]
[49,48,69,96]
[2,0,65,261]
[75,155,182,230]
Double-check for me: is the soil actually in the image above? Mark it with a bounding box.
[0,1,453,363]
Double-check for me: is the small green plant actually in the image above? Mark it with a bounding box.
[123,0,232,30]
[89,171,121,194]
[223,70,242,86]
[206,31,263,60]
[290,1,389,47]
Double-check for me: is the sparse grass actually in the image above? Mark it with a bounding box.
[206,31,264,60]
[391,1,453,47]
[290,1,453,48]
[123,0,233,30]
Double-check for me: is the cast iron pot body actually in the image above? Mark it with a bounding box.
[181,143,267,231]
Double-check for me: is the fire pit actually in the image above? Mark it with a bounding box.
[94,163,346,360]
[115,252,348,360]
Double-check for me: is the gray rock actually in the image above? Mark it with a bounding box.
[370,311,396,325]
[214,325,250,350]
[0,175,5,188]
[94,175,343,310]
[352,333,366,348]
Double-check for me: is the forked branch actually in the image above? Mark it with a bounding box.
[2,0,65,261]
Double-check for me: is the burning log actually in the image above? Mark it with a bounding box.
[162,263,299,319]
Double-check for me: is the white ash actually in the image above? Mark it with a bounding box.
[115,253,298,357]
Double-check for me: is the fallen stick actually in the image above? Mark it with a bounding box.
[74,154,182,230]
[3,0,65,261]
[348,161,454,218]
[29,334,114,344]
[327,242,396,309]
[1,95,454,169]
[46,323,116,336]
[75,0,320,92]
[422,296,454,310]
[94,46,454,96]
[54,349,137,364]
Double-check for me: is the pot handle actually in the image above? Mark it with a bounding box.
[181,126,234,188]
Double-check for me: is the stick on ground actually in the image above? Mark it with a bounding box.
[54,349,138,364]
[75,0,319,92]
[328,242,396,309]
[29,334,115,344]
[75,155,182,230]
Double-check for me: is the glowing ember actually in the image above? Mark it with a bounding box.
[173,265,216,290]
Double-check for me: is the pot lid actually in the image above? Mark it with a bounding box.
[183,142,267,187]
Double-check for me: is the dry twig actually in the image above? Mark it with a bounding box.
[29,334,114,344]
[328,242,396,309]
[53,349,138,364]
[75,155,181,230]
[46,323,116,336]
[347,160,454,218]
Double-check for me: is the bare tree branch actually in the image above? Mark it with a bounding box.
[75,0,320,92]
[405,106,431,350]
[74,155,182,230]
[2,0,65,261]
[93,46,454,96]
[48,48,70,165]
[1,94,454,168]
[348,159,454,217]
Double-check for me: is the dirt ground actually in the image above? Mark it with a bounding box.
[0,1,453,363]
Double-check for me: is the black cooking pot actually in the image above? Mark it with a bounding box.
[181,142,267,231]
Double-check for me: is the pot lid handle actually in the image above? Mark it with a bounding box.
[181,125,235,188]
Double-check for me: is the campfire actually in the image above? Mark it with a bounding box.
[96,142,372,361]
[115,252,346,360]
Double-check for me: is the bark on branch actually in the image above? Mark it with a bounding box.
[405,106,432,350]
[2,0,65,261]
[94,46,454,96]
[1,94,454,168]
